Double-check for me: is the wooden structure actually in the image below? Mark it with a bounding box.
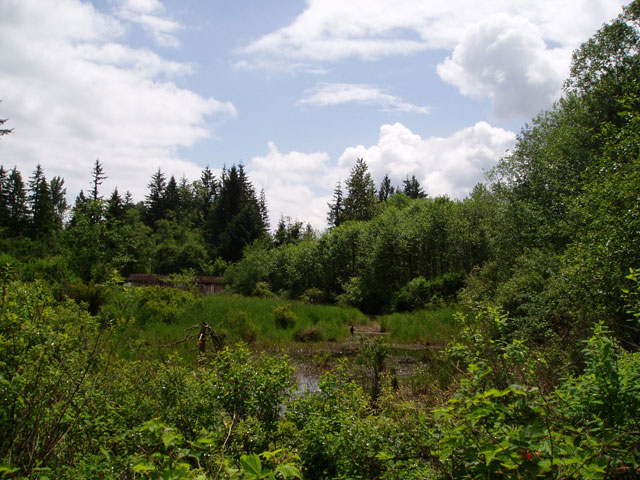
[127,274,228,295]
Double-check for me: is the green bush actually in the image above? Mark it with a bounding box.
[273,305,296,329]
[133,286,198,324]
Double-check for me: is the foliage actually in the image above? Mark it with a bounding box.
[273,305,297,329]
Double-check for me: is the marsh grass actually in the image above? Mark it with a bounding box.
[378,307,461,344]
[113,291,368,360]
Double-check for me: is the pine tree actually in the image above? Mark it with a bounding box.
[343,158,376,222]
[378,174,395,202]
[49,176,67,229]
[327,181,345,228]
[28,164,55,238]
[144,168,167,227]
[205,164,266,261]
[107,188,125,222]
[0,166,8,226]
[0,101,12,137]
[259,188,269,231]
[164,175,180,217]
[5,167,27,235]
[91,159,107,201]
[403,175,426,199]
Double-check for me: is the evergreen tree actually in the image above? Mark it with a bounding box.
[327,181,345,228]
[28,164,55,238]
[163,175,180,217]
[90,159,107,201]
[5,167,27,235]
[378,174,395,202]
[0,101,12,137]
[144,168,167,227]
[343,158,376,222]
[274,215,303,246]
[205,164,266,261]
[402,175,426,199]
[0,166,8,227]
[258,188,269,231]
[107,188,125,222]
[49,176,67,230]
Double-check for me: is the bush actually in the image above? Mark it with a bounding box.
[133,286,198,324]
[253,281,276,298]
[301,287,324,304]
[394,272,465,312]
[273,305,296,329]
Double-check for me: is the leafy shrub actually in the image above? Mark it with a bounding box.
[134,286,198,324]
[301,287,324,304]
[63,281,108,316]
[273,305,296,329]
[394,272,465,312]
[253,281,276,298]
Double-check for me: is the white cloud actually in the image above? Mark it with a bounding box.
[298,83,430,114]
[247,142,344,230]
[0,0,235,203]
[242,0,627,117]
[339,122,516,199]
[114,0,182,47]
[436,15,570,119]
[247,122,516,230]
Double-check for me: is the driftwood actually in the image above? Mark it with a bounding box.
[187,321,223,354]
[165,321,223,354]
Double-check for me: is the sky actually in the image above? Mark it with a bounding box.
[0,0,629,229]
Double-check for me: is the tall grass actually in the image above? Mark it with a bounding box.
[378,307,461,344]
[110,288,368,360]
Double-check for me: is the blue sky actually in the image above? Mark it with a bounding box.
[0,0,628,228]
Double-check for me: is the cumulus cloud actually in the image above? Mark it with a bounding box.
[297,83,430,114]
[437,15,569,119]
[247,122,515,230]
[247,142,343,230]
[242,0,626,117]
[339,122,516,199]
[0,0,235,202]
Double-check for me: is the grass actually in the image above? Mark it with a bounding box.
[111,288,368,361]
[378,307,462,345]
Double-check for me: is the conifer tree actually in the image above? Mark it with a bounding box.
[49,176,67,229]
[144,168,167,227]
[378,174,395,202]
[343,158,376,222]
[90,159,107,201]
[28,164,55,238]
[5,167,27,235]
[327,181,345,228]
[0,101,12,137]
[402,175,426,199]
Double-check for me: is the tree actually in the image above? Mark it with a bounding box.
[28,164,55,238]
[144,168,167,227]
[163,175,180,217]
[205,164,266,261]
[327,181,345,228]
[378,174,395,202]
[259,188,270,231]
[402,175,426,199]
[343,158,377,222]
[90,159,107,201]
[0,101,12,137]
[49,176,67,230]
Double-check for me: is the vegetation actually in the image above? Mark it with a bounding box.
[2,1,640,478]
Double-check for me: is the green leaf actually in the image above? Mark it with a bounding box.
[241,454,263,475]
[275,464,302,479]
[132,462,156,473]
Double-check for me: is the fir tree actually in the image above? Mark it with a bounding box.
[91,159,107,201]
[144,168,167,227]
[378,174,395,202]
[343,158,376,222]
[327,181,345,228]
[5,167,27,235]
[28,164,55,238]
[402,175,426,199]
[49,176,67,229]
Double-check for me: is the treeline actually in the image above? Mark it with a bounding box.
[0,161,268,281]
